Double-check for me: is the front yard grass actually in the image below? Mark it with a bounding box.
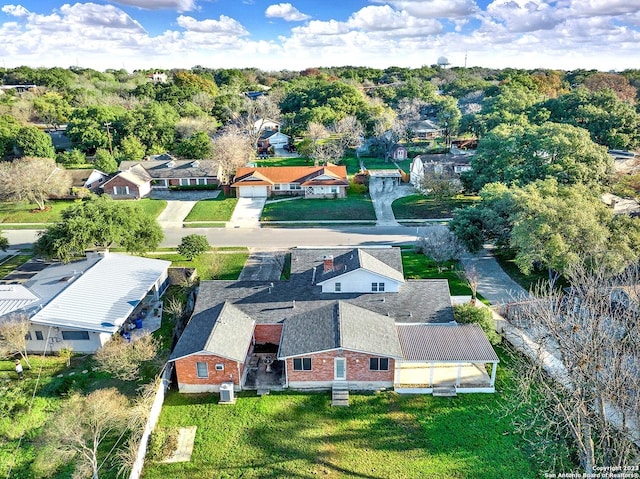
[261,193,375,222]
[401,249,471,296]
[0,198,167,224]
[148,251,248,280]
[393,194,480,219]
[142,348,542,479]
[183,196,238,222]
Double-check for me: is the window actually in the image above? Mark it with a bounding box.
[378,283,385,292]
[180,178,190,186]
[215,363,224,371]
[290,183,301,190]
[335,282,341,292]
[196,362,208,378]
[293,358,312,371]
[274,184,281,191]
[25,332,32,341]
[331,186,338,193]
[371,282,385,292]
[61,330,90,340]
[35,331,44,341]
[369,358,389,371]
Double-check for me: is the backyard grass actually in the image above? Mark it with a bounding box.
[261,193,375,222]
[342,155,412,175]
[401,249,471,296]
[256,156,311,167]
[183,196,238,222]
[148,251,248,280]
[0,198,167,224]
[493,249,568,293]
[142,348,543,479]
[393,195,480,219]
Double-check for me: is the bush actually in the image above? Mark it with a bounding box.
[453,303,501,345]
[168,184,218,191]
[147,428,179,461]
[349,180,368,195]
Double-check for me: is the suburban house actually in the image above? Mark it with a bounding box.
[390,145,408,160]
[0,252,170,354]
[119,157,220,190]
[50,168,109,199]
[103,164,151,199]
[258,130,290,151]
[232,165,349,198]
[410,153,473,189]
[169,247,499,397]
[407,119,443,140]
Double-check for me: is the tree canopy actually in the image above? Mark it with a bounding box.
[14,126,55,158]
[35,196,163,262]
[0,157,70,210]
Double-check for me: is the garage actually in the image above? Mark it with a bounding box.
[239,185,268,197]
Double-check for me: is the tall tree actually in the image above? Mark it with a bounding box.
[211,127,254,184]
[0,157,71,210]
[32,92,71,129]
[35,196,163,262]
[0,114,21,158]
[14,126,55,158]
[175,131,212,159]
[93,148,118,174]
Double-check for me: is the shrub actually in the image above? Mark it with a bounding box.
[147,428,179,461]
[453,303,501,344]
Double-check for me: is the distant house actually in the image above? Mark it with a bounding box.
[407,119,443,140]
[601,193,640,216]
[0,252,170,354]
[103,164,151,199]
[148,71,167,83]
[232,165,349,198]
[253,118,280,133]
[390,145,408,161]
[258,130,290,151]
[170,247,499,396]
[119,157,220,190]
[49,168,108,199]
[410,153,472,189]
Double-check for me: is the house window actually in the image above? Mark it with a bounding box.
[113,186,130,195]
[61,330,90,340]
[293,358,312,371]
[196,362,208,378]
[196,178,207,185]
[369,358,389,371]
[25,332,32,340]
[371,282,385,292]
[335,282,341,292]
[274,184,281,191]
[180,178,190,186]
[290,183,301,190]
[331,186,338,193]
[378,283,385,292]
[35,331,44,341]
[215,363,224,371]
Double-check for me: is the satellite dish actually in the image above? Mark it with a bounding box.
[437,56,450,67]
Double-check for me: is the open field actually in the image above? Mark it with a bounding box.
[142,348,542,479]
[183,197,238,222]
[261,194,375,222]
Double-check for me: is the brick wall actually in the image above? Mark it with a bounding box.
[104,176,141,199]
[254,324,282,344]
[286,349,395,385]
[175,354,242,393]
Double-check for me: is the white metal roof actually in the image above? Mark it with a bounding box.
[0,285,38,316]
[29,254,170,334]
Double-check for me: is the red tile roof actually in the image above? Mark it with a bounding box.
[232,165,348,187]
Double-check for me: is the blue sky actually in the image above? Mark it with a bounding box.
[1,0,639,71]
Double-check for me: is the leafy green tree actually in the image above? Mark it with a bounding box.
[93,148,118,173]
[14,126,55,158]
[175,131,211,159]
[36,196,163,262]
[453,304,500,345]
[33,92,71,129]
[173,70,218,97]
[116,135,146,162]
[177,234,210,260]
[56,148,87,167]
[0,114,20,158]
[122,102,179,153]
[67,105,126,152]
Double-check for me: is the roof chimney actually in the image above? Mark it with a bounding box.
[323,255,334,274]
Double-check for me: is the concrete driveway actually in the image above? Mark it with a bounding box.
[238,249,287,281]
[368,178,415,226]
[227,197,267,228]
[156,201,197,228]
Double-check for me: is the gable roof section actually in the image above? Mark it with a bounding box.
[29,254,170,334]
[397,323,499,362]
[231,170,274,186]
[279,301,403,359]
[65,169,107,189]
[170,302,255,362]
[0,285,38,316]
[317,249,405,284]
[232,166,348,187]
[105,164,151,188]
[119,159,220,180]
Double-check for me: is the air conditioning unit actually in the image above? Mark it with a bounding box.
[219,382,235,404]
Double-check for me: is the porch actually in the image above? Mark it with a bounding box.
[120,298,164,342]
[394,361,497,394]
[243,353,285,391]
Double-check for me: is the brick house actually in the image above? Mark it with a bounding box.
[102,164,151,199]
[232,165,349,198]
[169,247,499,396]
[119,157,220,190]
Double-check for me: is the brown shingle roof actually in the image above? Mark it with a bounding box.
[397,323,499,362]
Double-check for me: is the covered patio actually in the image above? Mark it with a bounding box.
[394,323,499,394]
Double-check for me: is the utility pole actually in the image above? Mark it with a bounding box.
[104,122,113,156]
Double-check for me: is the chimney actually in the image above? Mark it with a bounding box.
[323,255,334,273]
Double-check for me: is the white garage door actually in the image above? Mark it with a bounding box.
[239,186,268,197]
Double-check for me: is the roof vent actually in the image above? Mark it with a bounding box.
[292,300,296,309]
[166,160,175,168]
[191,160,200,168]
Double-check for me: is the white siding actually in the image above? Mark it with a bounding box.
[319,269,402,293]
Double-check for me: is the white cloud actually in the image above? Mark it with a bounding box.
[486,0,562,32]
[1,4,29,17]
[265,3,311,21]
[176,14,249,35]
[59,3,146,31]
[109,0,197,13]
[567,0,640,16]
[349,5,441,33]
[370,0,480,19]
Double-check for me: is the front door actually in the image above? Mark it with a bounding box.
[334,357,346,381]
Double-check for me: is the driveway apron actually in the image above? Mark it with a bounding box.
[368,177,415,226]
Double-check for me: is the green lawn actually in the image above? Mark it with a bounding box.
[0,198,167,224]
[183,196,238,222]
[342,155,412,175]
[142,349,542,479]
[401,249,471,296]
[256,157,312,167]
[148,252,248,280]
[493,249,568,293]
[0,254,32,278]
[261,193,375,222]
[393,195,480,219]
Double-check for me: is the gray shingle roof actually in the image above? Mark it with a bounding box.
[316,249,405,284]
[278,301,402,358]
[397,323,499,362]
[170,302,254,362]
[119,160,219,180]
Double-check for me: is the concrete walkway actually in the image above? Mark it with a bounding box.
[460,245,530,305]
[156,200,197,228]
[368,178,416,226]
[227,197,267,228]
